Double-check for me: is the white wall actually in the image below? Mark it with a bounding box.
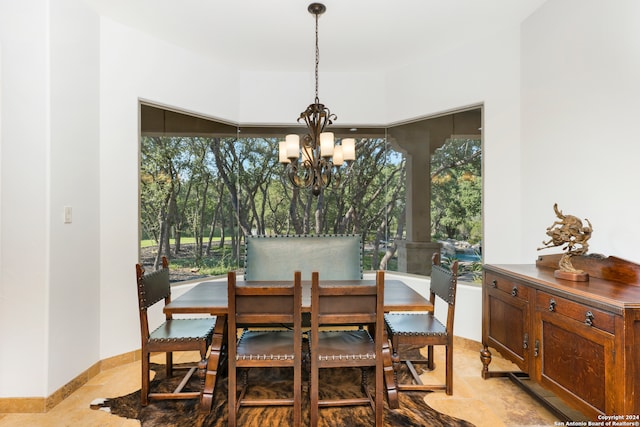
[238,70,386,126]
[520,0,640,263]
[0,0,102,398]
[0,0,51,398]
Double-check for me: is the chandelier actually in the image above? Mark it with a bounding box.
[278,2,356,197]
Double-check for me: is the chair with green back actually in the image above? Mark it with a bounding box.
[244,234,363,281]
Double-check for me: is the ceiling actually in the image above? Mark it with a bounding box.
[83,0,547,74]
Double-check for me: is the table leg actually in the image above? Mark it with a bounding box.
[383,338,399,409]
[200,315,227,413]
[368,322,399,409]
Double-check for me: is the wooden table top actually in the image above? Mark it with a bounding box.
[164,279,433,316]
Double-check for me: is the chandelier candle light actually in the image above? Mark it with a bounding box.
[278,3,356,196]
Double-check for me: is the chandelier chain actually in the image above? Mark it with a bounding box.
[314,11,320,104]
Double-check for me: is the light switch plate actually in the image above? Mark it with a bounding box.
[64,206,72,224]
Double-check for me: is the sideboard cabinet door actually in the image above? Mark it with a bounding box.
[483,271,531,373]
[535,293,618,418]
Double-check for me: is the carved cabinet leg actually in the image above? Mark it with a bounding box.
[480,345,492,379]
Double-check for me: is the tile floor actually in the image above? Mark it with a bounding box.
[0,341,562,427]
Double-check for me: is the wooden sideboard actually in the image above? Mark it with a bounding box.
[481,254,640,420]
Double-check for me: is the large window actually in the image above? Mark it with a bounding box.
[139,103,481,283]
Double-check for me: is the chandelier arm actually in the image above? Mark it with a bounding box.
[331,169,341,189]
[286,163,299,188]
[317,158,333,189]
[301,159,315,188]
[286,159,315,190]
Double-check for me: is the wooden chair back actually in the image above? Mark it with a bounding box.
[136,257,171,342]
[309,271,385,426]
[384,252,459,396]
[430,252,458,336]
[135,257,216,406]
[312,280,382,330]
[227,270,303,333]
[226,270,303,427]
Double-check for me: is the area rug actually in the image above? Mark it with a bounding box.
[92,363,475,427]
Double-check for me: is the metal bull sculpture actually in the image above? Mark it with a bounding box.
[538,203,593,280]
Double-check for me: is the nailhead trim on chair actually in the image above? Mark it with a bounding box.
[390,331,446,337]
[152,337,210,342]
[317,353,376,361]
[237,354,296,361]
[149,319,216,341]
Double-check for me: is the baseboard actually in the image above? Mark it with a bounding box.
[0,349,141,414]
[453,336,482,352]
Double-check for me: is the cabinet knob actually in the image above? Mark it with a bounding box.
[548,299,556,312]
[523,333,529,349]
[490,279,497,288]
[534,340,540,357]
[585,311,594,326]
[511,286,518,297]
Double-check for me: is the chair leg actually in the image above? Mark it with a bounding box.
[360,368,369,401]
[310,362,319,427]
[445,345,453,395]
[228,363,237,427]
[427,345,435,370]
[375,361,384,427]
[165,351,173,377]
[141,352,150,406]
[293,361,302,427]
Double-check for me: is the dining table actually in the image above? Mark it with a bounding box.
[164,277,433,411]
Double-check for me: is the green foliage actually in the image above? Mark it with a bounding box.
[430,137,482,244]
[440,256,483,283]
[139,133,480,280]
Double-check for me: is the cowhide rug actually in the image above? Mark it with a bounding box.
[92,362,475,427]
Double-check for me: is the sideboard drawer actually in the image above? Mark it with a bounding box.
[485,272,529,301]
[536,291,615,334]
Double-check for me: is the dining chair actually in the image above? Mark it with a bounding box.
[384,253,459,394]
[309,270,385,427]
[227,270,303,427]
[135,256,217,406]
